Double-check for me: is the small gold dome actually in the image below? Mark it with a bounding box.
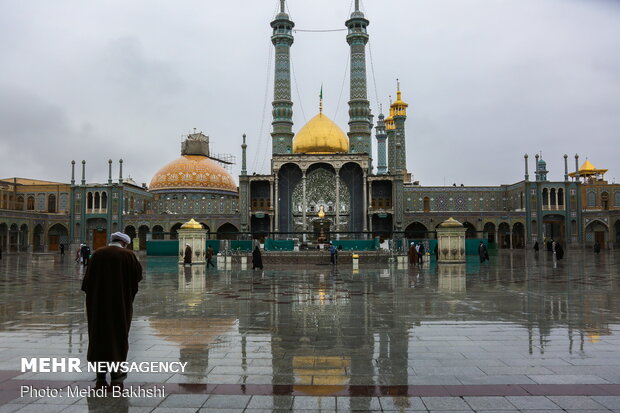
[181,218,202,229]
[149,155,237,193]
[439,217,463,228]
[292,113,349,154]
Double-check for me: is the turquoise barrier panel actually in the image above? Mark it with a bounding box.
[466,239,488,255]
[204,240,221,254]
[265,238,294,251]
[146,240,179,256]
[332,240,377,251]
[231,240,253,251]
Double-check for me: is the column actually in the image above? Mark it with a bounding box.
[274,175,279,235]
[335,169,340,234]
[555,189,559,211]
[270,179,275,234]
[362,171,368,235]
[302,170,307,241]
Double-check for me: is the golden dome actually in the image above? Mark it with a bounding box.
[181,218,202,229]
[439,217,463,228]
[149,155,237,193]
[292,113,349,154]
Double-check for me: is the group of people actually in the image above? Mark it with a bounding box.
[533,239,564,260]
[75,243,91,266]
[182,244,216,267]
[408,242,426,264]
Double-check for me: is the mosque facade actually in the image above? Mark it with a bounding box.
[1,0,619,253]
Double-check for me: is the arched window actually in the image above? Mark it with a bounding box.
[558,188,564,207]
[542,188,549,207]
[94,192,100,209]
[101,192,108,210]
[87,192,93,210]
[423,197,430,212]
[16,196,24,210]
[27,196,35,210]
[48,194,56,213]
[587,191,596,207]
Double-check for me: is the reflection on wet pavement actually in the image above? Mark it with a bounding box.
[1,250,620,410]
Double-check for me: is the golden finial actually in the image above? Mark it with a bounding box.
[319,84,323,115]
[318,205,325,219]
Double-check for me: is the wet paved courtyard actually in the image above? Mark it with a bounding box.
[1,249,620,411]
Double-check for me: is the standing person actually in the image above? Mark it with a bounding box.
[533,241,539,253]
[593,241,601,254]
[183,243,192,265]
[81,244,91,266]
[81,232,142,382]
[418,243,425,264]
[408,242,418,264]
[329,243,337,265]
[479,241,488,263]
[554,242,564,260]
[206,245,215,268]
[252,245,263,270]
[60,244,65,256]
[75,245,82,263]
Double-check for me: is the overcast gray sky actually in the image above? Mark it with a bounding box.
[1,0,619,187]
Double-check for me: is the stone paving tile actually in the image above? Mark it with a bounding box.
[335,396,382,411]
[378,396,427,410]
[456,374,535,385]
[592,396,620,410]
[150,408,196,413]
[547,395,609,410]
[202,394,250,409]
[527,374,610,384]
[463,396,517,410]
[158,393,209,407]
[505,396,562,410]
[292,396,336,410]
[0,405,22,413]
[10,405,67,413]
[422,396,472,411]
[246,395,293,409]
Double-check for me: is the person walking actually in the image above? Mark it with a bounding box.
[60,244,65,256]
[418,243,425,264]
[183,243,192,265]
[81,232,142,382]
[80,243,91,266]
[252,245,263,270]
[329,243,337,265]
[593,241,601,254]
[533,241,539,253]
[478,241,489,263]
[554,241,564,260]
[206,245,215,268]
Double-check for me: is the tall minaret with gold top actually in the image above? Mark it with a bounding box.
[346,0,372,161]
[271,0,295,154]
[391,80,409,174]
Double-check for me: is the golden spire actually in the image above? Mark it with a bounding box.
[390,78,408,117]
[319,84,323,115]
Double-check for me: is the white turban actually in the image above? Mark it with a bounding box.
[111,232,131,244]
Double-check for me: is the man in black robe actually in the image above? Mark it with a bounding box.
[184,243,192,264]
[81,232,142,382]
[80,243,91,266]
[252,246,263,270]
[478,241,488,263]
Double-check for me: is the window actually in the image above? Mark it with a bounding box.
[27,196,35,210]
[587,191,596,207]
[423,197,430,212]
[48,194,56,213]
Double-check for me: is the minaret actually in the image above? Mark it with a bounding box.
[386,97,396,173]
[271,0,295,154]
[375,107,387,175]
[346,0,372,158]
[391,80,409,174]
[241,134,247,175]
